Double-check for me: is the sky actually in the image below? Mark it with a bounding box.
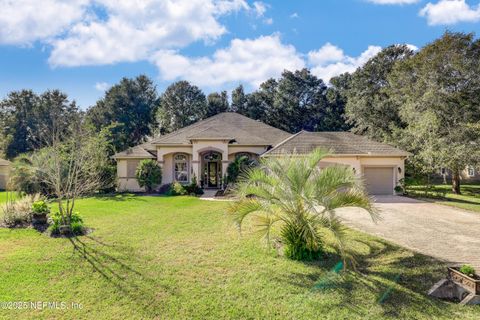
[1,0,480,109]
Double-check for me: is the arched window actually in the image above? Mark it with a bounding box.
[235,152,251,160]
[174,153,189,183]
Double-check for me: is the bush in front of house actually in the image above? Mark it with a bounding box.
[1,193,43,227]
[166,181,187,196]
[49,211,85,236]
[229,149,377,266]
[136,159,162,192]
[183,175,204,195]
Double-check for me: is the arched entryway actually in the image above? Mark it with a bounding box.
[201,151,222,188]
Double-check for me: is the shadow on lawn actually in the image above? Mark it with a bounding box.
[91,193,148,202]
[278,238,458,319]
[68,235,172,318]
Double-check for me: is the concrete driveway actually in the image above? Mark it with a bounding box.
[336,196,480,269]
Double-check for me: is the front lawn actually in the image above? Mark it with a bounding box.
[0,195,479,319]
[407,183,480,213]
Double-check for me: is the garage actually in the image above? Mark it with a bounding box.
[363,167,395,195]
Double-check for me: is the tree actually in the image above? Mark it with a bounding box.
[325,73,352,131]
[268,69,328,133]
[389,32,480,194]
[343,45,414,141]
[32,127,112,234]
[229,149,376,266]
[230,85,248,114]
[206,91,229,117]
[86,75,159,152]
[136,159,162,192]
[157,81,207,134]
[0,90,80,159]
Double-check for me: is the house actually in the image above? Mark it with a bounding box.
[113,112,410,195]
[0,158,11,190]
[439,166,480,182]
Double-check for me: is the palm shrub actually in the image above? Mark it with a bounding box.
[136,159,162,192]
[229,149,377,266]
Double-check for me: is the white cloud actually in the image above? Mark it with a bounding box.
[367,0,419,4]
[290,12,299,18]
[152,34,305,88]
[0,0,89,45]
[308,43,345,66]
[263,18,274,25]
[47,0,254,67]
[95,82,110,91]
[308,44,382,82]
[253,1,267,16]
[420,0,480,25]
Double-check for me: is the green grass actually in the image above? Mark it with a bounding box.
[0,194,479,319]
[407,183,480,213]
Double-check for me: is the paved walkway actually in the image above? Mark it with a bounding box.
[336,196,480,269]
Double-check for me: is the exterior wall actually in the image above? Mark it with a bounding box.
[320,155,405,188]
[117,159,144,192]
[435,166,480,182]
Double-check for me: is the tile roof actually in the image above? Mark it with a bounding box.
[112,145,156,159]
[152,112,291,145]
[263,131,410,156]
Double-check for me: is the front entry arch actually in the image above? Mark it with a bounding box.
[201,151,222,188]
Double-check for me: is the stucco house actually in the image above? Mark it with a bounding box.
[113,112,409,195]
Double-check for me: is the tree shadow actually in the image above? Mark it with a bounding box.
[274,237,462,319]
[68,235,174,318]
[90,193,148,202]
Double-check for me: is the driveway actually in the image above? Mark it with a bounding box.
[336,196,480,269]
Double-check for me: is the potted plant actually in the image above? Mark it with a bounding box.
[31,200,49,225]
[447,265,480,295]
[394,185,404,195]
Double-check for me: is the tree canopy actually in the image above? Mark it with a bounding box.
[86,75,159,152]
[157,81,207,134]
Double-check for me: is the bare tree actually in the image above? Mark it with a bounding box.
[31,127,111,233]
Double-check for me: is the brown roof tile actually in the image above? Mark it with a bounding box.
[264,131,410,156]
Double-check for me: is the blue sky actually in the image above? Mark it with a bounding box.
[1,0,480,109]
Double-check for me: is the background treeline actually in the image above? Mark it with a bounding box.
[0,32,479,193]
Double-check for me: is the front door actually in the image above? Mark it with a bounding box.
[207,161,218,188]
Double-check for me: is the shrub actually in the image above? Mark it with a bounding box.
[32,200,49,214]
[167,181,187,196]
[226,156,255,184]
[459,264,476,277]
[229,149,377,266]
[183,175,204,195]
[136,159,162,192]
[2,194,42,227]
[49,211,84,236]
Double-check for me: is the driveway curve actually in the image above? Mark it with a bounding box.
[336,196,480,269]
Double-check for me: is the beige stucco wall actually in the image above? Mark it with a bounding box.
[117,159,144,192]
[320,156,405,187]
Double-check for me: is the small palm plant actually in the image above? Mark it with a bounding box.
[229,148,378,267]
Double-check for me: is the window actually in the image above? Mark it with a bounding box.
[174,153,189,183]
[235,152,251,160]
[127,160,140,177]
[467,166,475,177]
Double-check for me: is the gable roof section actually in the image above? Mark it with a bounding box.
[152,112,291,145]
[263,131,410,157]
[112,145,156,159]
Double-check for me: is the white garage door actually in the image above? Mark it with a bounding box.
[363,167,394,195]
